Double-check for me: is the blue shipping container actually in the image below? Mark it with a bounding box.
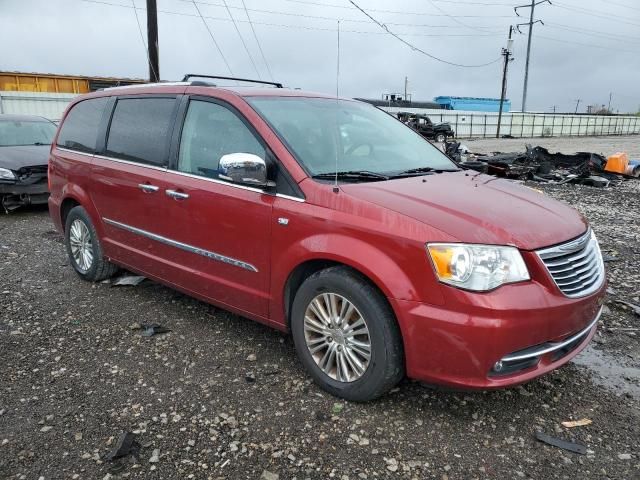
[434,96,511,112]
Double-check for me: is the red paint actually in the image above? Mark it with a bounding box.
[48,85,605,389]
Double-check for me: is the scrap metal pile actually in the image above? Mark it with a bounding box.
[445,142,640,188]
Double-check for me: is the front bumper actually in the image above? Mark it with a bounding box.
[391,261,606,389]
[0,181,49,210]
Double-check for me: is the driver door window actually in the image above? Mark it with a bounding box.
[178,100,266,179]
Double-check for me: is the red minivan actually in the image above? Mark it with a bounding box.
[48,76,606,401]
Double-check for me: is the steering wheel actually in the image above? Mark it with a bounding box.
[345,142,374,156]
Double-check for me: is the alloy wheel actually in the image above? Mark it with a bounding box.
[69,219,94,272]
[303,293,371,383]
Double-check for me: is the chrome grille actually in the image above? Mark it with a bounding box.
[536,229,605,298]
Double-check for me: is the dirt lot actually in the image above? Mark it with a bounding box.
[1,136,639,479]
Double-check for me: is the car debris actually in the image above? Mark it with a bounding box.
[561,418,592,428]
[444,142,638,187]
[140,323,172,337]
[104,431,140,462]
[534,431,587,454]
[111,275,146,287]
[615,301,640,317]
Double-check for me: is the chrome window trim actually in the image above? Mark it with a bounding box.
[56,146,97,158]
[500,306,602,362]
[56,147,305,202]
[103,217,258,272]
[275,193,305,203]
[164,168,264,194]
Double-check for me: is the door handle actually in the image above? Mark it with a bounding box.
[166,189,189,200]
[138,183,159,193]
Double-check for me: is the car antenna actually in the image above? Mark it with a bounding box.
[333,20,340,194]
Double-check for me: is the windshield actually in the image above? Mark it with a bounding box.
[247,97,456,178]
[0,120,57,147]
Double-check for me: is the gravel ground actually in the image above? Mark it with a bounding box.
[1,136,639,479]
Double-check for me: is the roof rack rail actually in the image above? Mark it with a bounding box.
[182,74,283,88]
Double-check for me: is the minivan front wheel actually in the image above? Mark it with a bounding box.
[435,132,447,143]
[64,206,118,282]
[291,266,404,401]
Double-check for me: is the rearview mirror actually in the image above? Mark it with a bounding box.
[218,153,275,188]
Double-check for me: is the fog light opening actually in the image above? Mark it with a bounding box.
[493,361,504,372]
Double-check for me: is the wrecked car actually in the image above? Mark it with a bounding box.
[49,78,605,401]
[397,111,454,143]
[0,114,56,212]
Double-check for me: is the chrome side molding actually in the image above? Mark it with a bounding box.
[103,218,258,272]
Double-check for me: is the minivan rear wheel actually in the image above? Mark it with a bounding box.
[64,206,118,282]
[291,266,404,401]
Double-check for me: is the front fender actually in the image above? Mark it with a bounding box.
[270,228,445,327]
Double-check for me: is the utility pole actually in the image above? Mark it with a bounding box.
[515,0,549,112]
[608,92,613,112]
[404,76,408,102]
[146,0,160,82]
[574,99,581,114]
[551,105,557,113]
[496,26,514,138]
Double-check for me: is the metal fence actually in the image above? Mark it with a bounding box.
[2,91,639,138]
[0,91,76,121]
[383,106,640,139]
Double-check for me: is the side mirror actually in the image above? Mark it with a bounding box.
[218,153,275,188]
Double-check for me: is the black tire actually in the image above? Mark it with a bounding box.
[64,206,118,282]
[291,266,404,402]
[435,132,447,143]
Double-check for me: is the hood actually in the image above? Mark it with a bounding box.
[341,171,587,250]
[0,145,50,170]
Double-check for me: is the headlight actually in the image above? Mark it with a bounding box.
[427,243,530,291]
[0,167,16,180]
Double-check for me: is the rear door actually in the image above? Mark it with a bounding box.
[90,95,181,277]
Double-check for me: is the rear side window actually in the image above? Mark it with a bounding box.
[56,97,108,153]
[106,97,176,166]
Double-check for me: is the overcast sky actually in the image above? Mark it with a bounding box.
[1,0,638,112]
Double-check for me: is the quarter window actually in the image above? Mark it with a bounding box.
[56,97,108,153]
[178,100,265,179]
[106,97,176,166]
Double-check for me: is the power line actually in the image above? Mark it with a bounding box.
[431,0,525,5]
[190,0,234,75]
[347,0,502,67]
[240,0,274,81]
[169,0,506,28]
[130,0,158,81]
[174,0,516,19]
[80,0,503,37]
[426,0,498,32]
[220,0,261,78]
[545,23,640,44]
[536,34,638,54]
[551,2,640,27]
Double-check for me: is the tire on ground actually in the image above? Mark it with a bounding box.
[291,265,404,402]
[64,206,118,282]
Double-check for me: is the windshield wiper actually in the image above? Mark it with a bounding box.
[312,170,389,182]
[390,166,460,178]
